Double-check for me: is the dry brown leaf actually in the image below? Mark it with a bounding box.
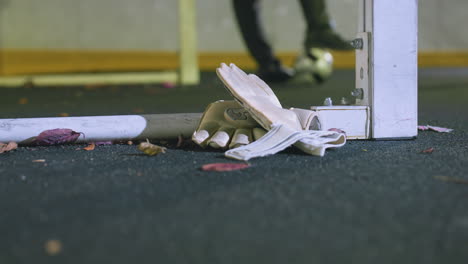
[421,147,434,154]
[162,81,176,89]
[23,80,34,89]
[58,113,69,117]
[434,175,468,185]
[32,159,46,163]
[132,108,145,113]
[138,139,166,156]
[84,83,105,90]
[176,135,184,148]
[83,143,96,151]
[201,163,250,172]
[18,97,29,105]
[44,239,62,256]
[35,129,83,145]
[0,142,18,154]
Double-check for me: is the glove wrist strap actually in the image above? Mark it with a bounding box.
[224,123,344,161]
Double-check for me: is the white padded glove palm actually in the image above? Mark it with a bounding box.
[216,63,346,160]
[192,100,267,149]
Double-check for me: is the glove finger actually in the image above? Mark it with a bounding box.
[252,127,267,141]
[228,128,253,149]
[230,64,282,108]
[207,127,235,149]
[192,122,219,147]
[247,74,282,108]
[217,63,255,98]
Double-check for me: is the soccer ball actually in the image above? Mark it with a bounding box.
[291,48,334,84]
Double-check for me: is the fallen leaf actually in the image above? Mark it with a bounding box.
[18,97,29,105]
[421,147,434,154]
[132,108,145,113]
[35,129,83,145]
[83,143,95,151]
[44,239,62,256]
[23,80,34,89]
[138,139,166,156]
[143,87,161,95]
[0,142,18,153]
[328,128,346,135]
[201,163,250,172]
[58,113,69,117]
[110,86,120,93]
[176,135,184,148]
[418,125,453,133]
[362,149,368,152]
[162,81,176,89]
[32,159,46,163]
[95,141,112,145]
[434,175,468,185]
[84,83,105,90]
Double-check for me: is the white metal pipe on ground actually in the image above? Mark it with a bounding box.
[0,113,202,144]
[0,72,179,87]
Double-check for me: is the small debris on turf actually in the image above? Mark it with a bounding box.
[18,97,29,105]
[95,141,113,145]
[44,239,62,256]
[328,128,346,135]
[418,125,453,133]
[35,129,83,145]
[434,175,468,185]
[83,143,96,151]
[138,139,167,156]
[58,113,69,117]
[132,108,145,114]
[162,81,176,89]
[23,80,34,89]
[176,135,187,148]
[32,159,46,163]
[143,87,161,95]
[84,83,105,90]
[201,163,250,172]
[0,142,18,154]
[421,147,434,154]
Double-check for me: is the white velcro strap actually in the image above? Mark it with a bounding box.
[225,123,345,161]
[290,108,319,130]
[295,132,346,157]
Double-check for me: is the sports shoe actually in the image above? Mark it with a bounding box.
[306,29,353,50]
[290,48,334,84]
[257,61,294,83]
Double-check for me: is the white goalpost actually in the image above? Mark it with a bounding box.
[314,0,418,139]
[0,0,418,143]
